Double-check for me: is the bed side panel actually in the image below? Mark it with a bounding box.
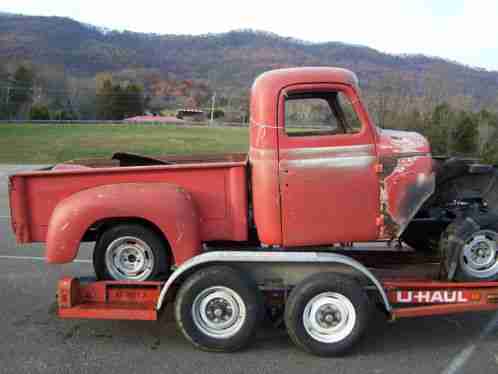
[11,163,248,243]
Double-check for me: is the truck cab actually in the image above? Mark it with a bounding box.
[249,67,434,247]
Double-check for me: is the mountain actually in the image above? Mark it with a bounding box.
[1,13,498,105]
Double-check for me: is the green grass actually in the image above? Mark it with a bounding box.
[0,123,249,164]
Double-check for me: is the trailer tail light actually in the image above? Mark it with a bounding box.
[487,294,498,303]
[470,292,482,302]
[58,277,80,308]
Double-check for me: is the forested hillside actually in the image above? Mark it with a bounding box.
[1,13,498,104]
[1,12,498,162]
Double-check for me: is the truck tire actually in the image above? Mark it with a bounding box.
[284,273,370,357]
[93,224,169,281]
[440,213,498,282]
[174,266,263,352]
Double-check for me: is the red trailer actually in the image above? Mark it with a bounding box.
[56,250,498,356]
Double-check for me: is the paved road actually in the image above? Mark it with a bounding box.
[1,165,498,374]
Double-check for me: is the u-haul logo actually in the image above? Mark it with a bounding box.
[393,290,471,304]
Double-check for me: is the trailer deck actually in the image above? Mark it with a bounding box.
[56,254,498,322]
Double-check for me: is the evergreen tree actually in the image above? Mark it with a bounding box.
[96,78,114,120]
[29,104,50,120]
[96,78,144,120]
[451,111,478,155]
[9,65,34,119]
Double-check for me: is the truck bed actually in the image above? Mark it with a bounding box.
[9,153,249,244]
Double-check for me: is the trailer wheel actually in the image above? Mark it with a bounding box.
[93,224,168,281]
[284,273,370,357]
[440,213,498,281]
[174,266,263,352]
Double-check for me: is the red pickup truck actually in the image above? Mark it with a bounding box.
[9,67,498,282]
[9,67,498,356]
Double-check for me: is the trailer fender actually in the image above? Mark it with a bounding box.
[156,251,392,313]
[46,183,201,265]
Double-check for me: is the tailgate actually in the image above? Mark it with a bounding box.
[8,165,54,243]
[9,174,31,242]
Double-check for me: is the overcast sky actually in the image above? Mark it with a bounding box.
[3,0,498,71]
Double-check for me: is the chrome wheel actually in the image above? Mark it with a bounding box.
[460,230,498,279]
[105,236,155,280]
[192,286,246,339]
[303,292,356,344]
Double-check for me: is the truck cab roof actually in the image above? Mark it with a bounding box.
[252,67,360,95]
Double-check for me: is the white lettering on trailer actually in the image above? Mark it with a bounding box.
[395,290,469,304]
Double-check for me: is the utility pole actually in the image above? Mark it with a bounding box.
[210,92,216,123]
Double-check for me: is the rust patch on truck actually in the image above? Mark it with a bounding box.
[378,155,435,239]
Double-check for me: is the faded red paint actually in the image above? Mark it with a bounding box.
[45,183,202,264]
[58,277,160,320]
[10,67,436,267]
[10,159,247,265]
[57,276,498,321]
[249,68,367,245]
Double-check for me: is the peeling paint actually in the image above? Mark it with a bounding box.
[283,156,375,170]
[379,155,435,239]
[176,222,185,243]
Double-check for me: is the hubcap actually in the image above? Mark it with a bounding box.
[192,286,246,338]
[461,230,498,278]
[303,292,356,343]
[105,236,155,280]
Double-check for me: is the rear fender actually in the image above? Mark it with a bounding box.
[46,183,201,265]
[155,251,392,313]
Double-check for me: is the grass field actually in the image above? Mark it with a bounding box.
[0,123,249,163]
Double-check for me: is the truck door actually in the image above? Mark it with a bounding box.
[277,83,379,246]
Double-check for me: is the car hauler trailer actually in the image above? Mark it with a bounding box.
[56,250,498,356]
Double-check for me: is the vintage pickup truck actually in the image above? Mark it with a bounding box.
[9,67,498,284]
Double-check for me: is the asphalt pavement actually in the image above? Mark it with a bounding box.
[1,165,498,374]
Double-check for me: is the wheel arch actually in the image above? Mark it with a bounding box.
[87,217,169,246]
[156,251,392,314]
[45,183,202,265]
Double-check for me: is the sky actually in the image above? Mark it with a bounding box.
[2,0,498,71]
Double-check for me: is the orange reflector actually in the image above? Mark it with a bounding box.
[470,292,481,301]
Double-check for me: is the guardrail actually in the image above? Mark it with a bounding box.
[0,120,249,127]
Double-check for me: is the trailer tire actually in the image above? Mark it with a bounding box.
[440,213,498,281]
[174,266,263,352]
[93,224,169,281]
[284,273,370,357]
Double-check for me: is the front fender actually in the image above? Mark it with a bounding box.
[46,183,201,265]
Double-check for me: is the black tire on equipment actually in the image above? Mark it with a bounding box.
[93,223,169,281]
[284,273,370,357]
[174,266,263,352]
[400,235,436,253]
[440,213,498,282]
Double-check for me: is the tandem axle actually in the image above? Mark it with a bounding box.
[56,251,498,356]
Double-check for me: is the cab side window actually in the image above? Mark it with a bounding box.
[285,91,362,137]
